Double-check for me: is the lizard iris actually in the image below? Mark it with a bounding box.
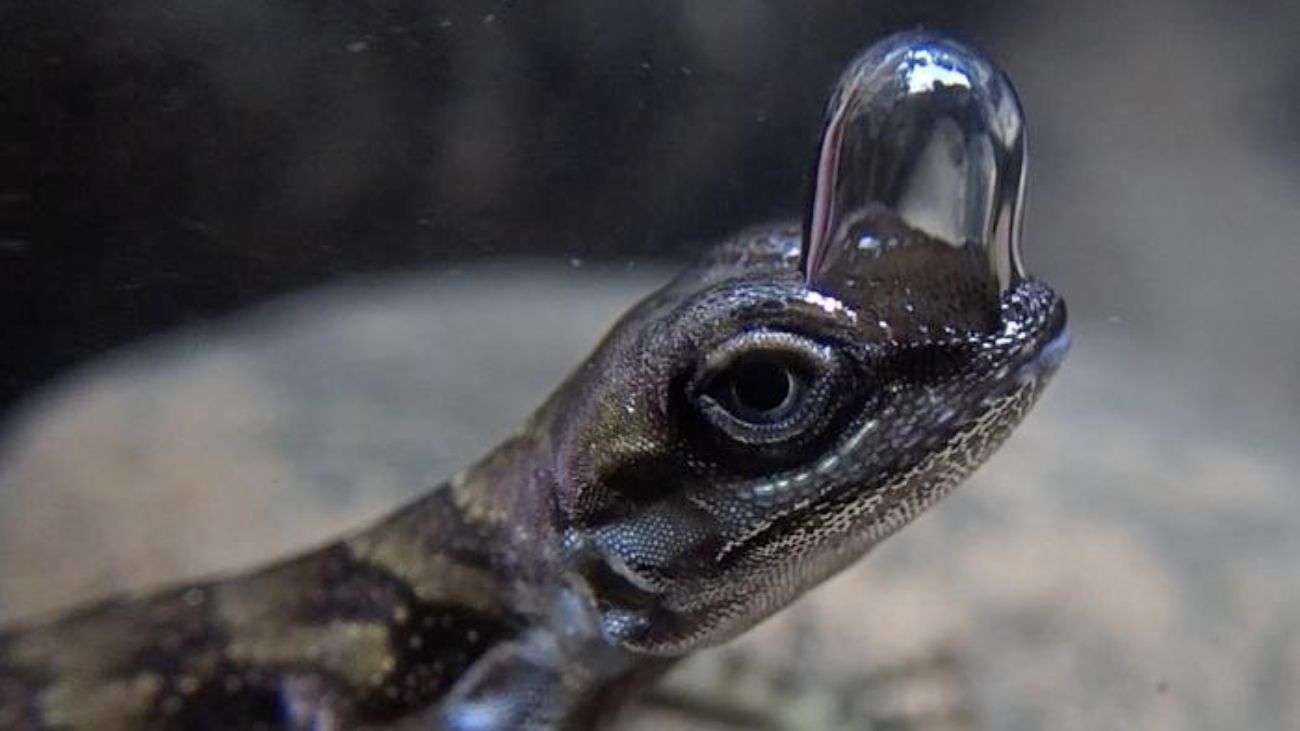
[0,32,1068,731]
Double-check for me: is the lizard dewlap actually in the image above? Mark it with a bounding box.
[0,32,1067,731]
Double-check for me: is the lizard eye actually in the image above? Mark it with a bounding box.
[690,331,850,454]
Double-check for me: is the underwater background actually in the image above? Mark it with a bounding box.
[2,1,1298,729]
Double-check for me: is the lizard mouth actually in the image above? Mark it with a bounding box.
[1021,306,1072,380]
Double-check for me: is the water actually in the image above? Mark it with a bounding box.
[1,2,1296,729]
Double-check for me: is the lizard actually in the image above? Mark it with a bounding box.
[0,31,1068,731]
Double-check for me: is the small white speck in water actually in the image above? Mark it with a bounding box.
[345,40,369,53]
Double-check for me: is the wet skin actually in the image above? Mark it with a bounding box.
[0,32,1067,731]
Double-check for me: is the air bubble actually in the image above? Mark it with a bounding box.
[802,32,1028,336]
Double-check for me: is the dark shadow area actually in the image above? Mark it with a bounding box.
[0,0,990,414]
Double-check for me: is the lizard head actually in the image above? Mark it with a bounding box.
[546,32,1069,655]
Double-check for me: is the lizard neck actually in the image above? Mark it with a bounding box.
[349,432,664,729]
[346,430,574,621]
[0,433,655,731]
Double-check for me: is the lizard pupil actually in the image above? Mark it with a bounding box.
[689,331,843,453]
[726,356,798,420]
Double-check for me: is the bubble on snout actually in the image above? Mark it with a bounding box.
[801,32,1028,337]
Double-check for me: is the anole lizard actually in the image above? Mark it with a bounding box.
[0,32,1068,731]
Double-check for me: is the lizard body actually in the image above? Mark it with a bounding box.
[0,33,1068,731]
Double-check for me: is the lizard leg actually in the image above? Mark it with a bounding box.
[435,637,576,731]
[433,630,667,731]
